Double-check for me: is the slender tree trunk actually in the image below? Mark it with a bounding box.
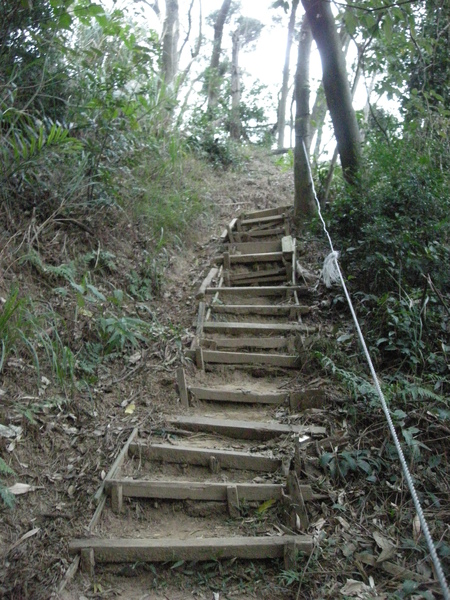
[301,0,361,183]
[323,45,363,202]
[311,86,327,162]
[207,0,232,112]
[277,0,299,149]
[161,0,179,88]
[230,29,241,140]
[294,15,315,219]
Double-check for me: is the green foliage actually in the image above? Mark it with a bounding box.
[328,119,450,376]
[0,458,15,508]
[0,288,25,372]
[320,449,381,482]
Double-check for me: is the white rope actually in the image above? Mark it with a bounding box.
[302,141,449,599]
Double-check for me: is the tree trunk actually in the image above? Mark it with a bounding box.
[161,0,179,88]
[277,0,299,149]
[301,0,361,183]
[294,15,315,219]
[230,28,241,140]
[207,0,232,112]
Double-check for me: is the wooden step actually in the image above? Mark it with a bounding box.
[189,386,289,405]
[203,322,303,334]
[241,227,286,238]
[167,416,326,440]
[105,480,286,501]
[224,240,281,254]
[241,206,290,219]
[202,336,288,350]
[240,214,285,227]
[229,252,284,264]
[205,285,308,296]
[229,267,286,282]
[104,479,307,502]
[129,443,281,472]
[69,535,313,564]
[210,304,310,316]
[232,274,288,286]
[200,349,300,368]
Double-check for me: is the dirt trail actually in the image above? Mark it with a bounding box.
[59,198,328,599]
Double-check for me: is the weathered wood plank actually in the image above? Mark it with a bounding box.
[240,214,285,227]
[203,322,303,334]
[242,206,290,219]
[202,336,287,350]
[230,267,286,282]
[189,386,288,405]
[190,301,206,351]
[229,252,284,264]
[201,350,301,368]
[167,416,326,439]
[69,535,314,562]
[240,227,286,238]
[227,485,240,517]
[177,367,189,408]
[220,217,238,241]
[129,443,281,472]
[281,235,294,256]
[205,285,308,296]
[94,428,139,504]
[196,267,219,299]
[210,304,309,316]
[105,479,295,501]
[225,240,281,254]
[232,275,287,286]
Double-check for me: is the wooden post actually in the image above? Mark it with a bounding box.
[176,367,189,408]
[196,347,205,370]
[227,485,240,518]
[111,484,123,514]
[80,548,95,578]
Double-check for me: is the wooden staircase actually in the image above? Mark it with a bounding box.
[68,205,326,578]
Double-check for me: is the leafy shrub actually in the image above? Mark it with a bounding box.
[327,123,450,376]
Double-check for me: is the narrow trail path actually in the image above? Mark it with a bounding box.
[61,206,329,599]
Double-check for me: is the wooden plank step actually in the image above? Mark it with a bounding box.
[210,304,310,316]
[282,235,294,255]
[230,267,286,282]
[242,206,290,219]
[241,227,286,238]
[202,336,287,350]
[167,416,325,440]
[205,286,307,296]
[201,350,300,368]
[220,217,238,241]
[104,480,310,502]
[228,252,284,264]
[196,268,219,299]
[129,443,281,472]
[232,275,287,286]
[224,240,281,254]
[69,535,313,563]
[240,214,285,227]
[189,386,288,405]
[203,322,303,333]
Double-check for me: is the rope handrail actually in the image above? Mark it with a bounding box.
[301,140,449,600]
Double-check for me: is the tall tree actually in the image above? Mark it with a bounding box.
[229,17,263,140]
[161,0,179,87]
[277,0,299,149]
[294,14,315,218]
[301,0,361,183]
[207,0,233,112]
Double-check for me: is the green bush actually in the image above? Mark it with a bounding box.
[327,123,450,377]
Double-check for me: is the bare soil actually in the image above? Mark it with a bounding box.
[1,149,448,600]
